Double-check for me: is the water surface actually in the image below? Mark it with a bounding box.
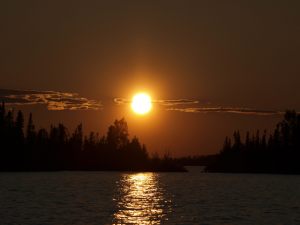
[0,167,300,225]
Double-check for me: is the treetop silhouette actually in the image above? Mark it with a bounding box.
[0,102,185,172]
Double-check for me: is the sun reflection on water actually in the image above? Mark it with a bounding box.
[113,173,171,225]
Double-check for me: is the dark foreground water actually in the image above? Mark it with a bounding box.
[0,167,300,225]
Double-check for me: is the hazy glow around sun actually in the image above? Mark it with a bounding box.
[131,93,152,115]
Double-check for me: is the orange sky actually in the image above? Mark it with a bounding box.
[0,1,299,156]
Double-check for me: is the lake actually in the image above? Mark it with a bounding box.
[0,167,300,225]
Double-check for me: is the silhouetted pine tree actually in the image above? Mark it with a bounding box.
[26,113,36,146]
[106,118,129,151]
[206,110,300,174]
[15,111,24,145]
[0,103,185,172]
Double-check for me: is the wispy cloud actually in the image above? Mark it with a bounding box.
[114,98,131,105]
[166,107,283,116]
[0,89,102,110]
[114,98,199,106]
[152,99,199,106]
[114,96,286,116]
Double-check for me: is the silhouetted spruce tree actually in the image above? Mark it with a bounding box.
[26,113,36,146]
[68,124,83,169]
[221,136,232,154]
[261,130,267,150]
[0,104,185,172]
[35,128,49,169]
[125,136,148,168]
[15,110,25,145]
[0,102,5,133]
[245,131,250,149]
[233,130,242,151]
[106,118,129,151]
[5,110,14,164]
[0,103,8,169]
[206,110,300,174]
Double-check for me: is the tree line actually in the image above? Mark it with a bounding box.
[206,110,300,174]
[0,103,185,172]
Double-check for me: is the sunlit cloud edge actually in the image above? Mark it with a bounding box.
[0,89,102,111]
[114,98,199,106]
[166,107,285,116]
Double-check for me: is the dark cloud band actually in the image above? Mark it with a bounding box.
[0,89,102,111]
[152,99,199,105]
[114,97,283,116]
[114,98,199,106]
[166,107,284,116]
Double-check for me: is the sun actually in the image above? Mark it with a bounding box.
[131,93,152,115]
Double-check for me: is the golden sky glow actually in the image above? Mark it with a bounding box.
[1,1,298,156]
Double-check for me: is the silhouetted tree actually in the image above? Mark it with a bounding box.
[0,105,185,172]
[26,113,36,146]
[233,130,242,151]
[206,110,300,174]
[15,111,24,144]
[221,136,232,154]
[106,118,129,150]
[0,102,5,131]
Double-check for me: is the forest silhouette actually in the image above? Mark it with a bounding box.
[1,101,299,174]
[206,110,300,174]
[0,102,185,172]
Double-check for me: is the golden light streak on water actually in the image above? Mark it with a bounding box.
[113,173,171,225]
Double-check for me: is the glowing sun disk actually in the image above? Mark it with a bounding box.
[131,93,152,115]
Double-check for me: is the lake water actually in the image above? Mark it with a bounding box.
[0,167,300,225]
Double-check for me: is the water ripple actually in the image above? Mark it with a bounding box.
[113,173,172,225]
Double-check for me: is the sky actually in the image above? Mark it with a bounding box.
[0,0,300,156]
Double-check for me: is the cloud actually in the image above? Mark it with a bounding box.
[114,97,199,106]
[152,99,199,106]
[0,89,102,110]
[114,98,131,105]
[166,107,284,116]
[114,96,290,116]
